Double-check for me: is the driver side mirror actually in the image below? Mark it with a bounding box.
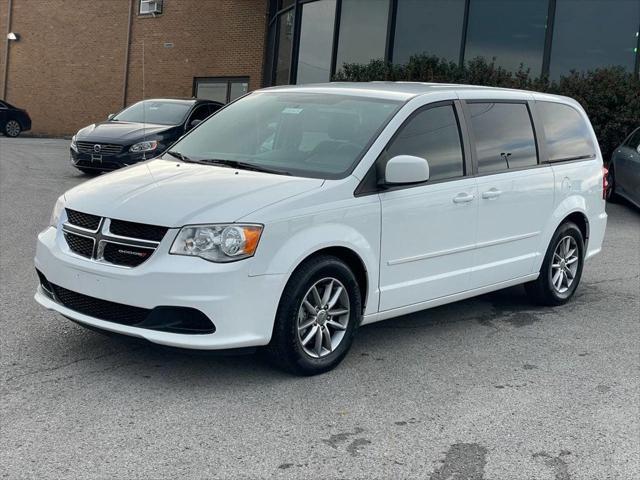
[107,113,115,120]
[188,119,202,130]
[384,155,430,185]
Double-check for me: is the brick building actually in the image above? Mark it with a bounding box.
[0,0,268,136]
[1,0,639,136]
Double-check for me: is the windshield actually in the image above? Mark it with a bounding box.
[168,92,402,179]
[113,100,192,125]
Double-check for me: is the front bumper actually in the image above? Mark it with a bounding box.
[35,226,286,349]
[70,148,149,172]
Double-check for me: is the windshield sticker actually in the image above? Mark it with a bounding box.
[282,107,303,115]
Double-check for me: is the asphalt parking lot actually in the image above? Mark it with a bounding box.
[1,137,639,479]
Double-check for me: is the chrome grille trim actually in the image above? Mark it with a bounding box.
[76,141,123,156]
[61,216,166,268]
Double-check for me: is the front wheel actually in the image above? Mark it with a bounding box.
[605,165,617,202]
[525,221,585,306]
[266,255,361,375]
[4,120,21,137]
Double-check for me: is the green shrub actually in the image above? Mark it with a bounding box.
[333,55,640,160]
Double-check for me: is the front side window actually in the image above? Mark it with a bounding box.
[382,104,465,182]
[537,102,595,162]
[112,101,191,125]
[169,92,402,179]
[625,128,640,149]
[468,102,538,173]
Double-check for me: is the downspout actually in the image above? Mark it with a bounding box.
[122,0,134,108]
[2,0,13,99]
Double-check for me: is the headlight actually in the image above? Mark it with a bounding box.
[129,140,158,153]
[50,196,65,228]
[70,135,77,152]
[170,224,263,262]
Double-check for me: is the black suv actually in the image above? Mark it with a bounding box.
[0,100,31,137]
[70,98,222,174]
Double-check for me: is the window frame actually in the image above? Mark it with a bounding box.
[355,100,472,196]
[533,100,597,164]
[461,99,543,176]
[192,77,250,104]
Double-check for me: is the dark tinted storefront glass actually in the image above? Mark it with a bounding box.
[537,102,595,162]
[550,0,640,79]
[393,0,466,64]
[465,0,548,75]
[385,105,464,181]
[335,0,389,72]
[468,103,538,173]
[275,9,295,85]
[296,0,336,84]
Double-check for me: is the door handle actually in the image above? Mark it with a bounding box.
[482,188,502,199]
[453,192,475,204]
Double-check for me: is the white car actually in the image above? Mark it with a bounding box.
[35,83,607,375]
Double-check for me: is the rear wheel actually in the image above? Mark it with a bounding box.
[4,120,21,137]
[266,255,361,375]
[525,221,585,306]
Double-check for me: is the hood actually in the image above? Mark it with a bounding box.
[76,121,178,143]
[63,159,325,227]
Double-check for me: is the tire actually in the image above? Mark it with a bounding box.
[4,120,21,137]
[605,165,617,202]
[525,221,585,306]
[266,255,362,375]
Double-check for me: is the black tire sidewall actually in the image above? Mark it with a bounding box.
[272,256,361,375]
[542,222,585,303]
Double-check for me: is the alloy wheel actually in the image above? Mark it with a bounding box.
[551,235,579,294]
[297,277,350,358]
[5,120,20,137]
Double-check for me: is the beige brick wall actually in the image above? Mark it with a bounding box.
[0,0,267,136]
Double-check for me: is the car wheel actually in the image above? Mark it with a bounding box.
[266,255,361,375]
[605,165,617,202]
[525,221,585,306]
[4,120,21,137]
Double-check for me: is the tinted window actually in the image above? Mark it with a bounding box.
[335,0,389,71]
[275,9,294,85]
[550,0,640,79]
[188,105,211,124]
[537,102,594,162]
[170,92,401,179]
[384,105,464,182]
[113,101,191,125]
[464,0,548,75]
[393,0,466,64]
[468,103,538,173]
[296,0,336,84]
[625,128,640,149]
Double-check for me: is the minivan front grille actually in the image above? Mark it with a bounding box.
[64,231,95,258]
[109,219,169,242]
[76,141,123,156]
[61,212,169,268]
[66,209,100,231]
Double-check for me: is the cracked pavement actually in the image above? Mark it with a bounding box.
[1,138,639,479]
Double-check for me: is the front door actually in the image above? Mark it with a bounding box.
[378,102,478,312]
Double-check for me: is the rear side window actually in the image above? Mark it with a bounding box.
[468,102,538,174]
[384,104,465,182]
[538,102,595,162]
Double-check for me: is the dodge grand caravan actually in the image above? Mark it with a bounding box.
[35,83,607,375]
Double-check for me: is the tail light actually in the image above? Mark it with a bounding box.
[602,165,608,200]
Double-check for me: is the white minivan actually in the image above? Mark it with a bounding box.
[35,83,607,375]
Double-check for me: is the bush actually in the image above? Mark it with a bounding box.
[333,55,640,160]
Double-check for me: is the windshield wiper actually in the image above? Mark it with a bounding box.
[198,159,291,176]
[166,150,195,162]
